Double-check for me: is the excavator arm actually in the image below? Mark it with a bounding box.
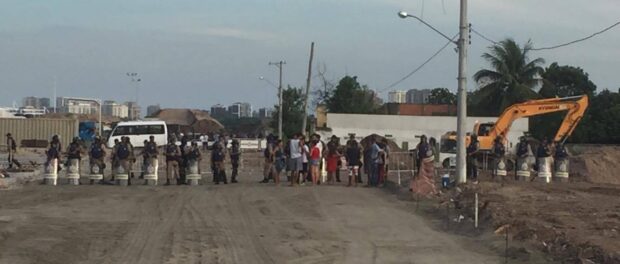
[489,95,589,143]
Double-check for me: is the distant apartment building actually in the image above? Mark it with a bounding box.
[102,101,129,118]
[56,97,98,115]
[388,91,406,103]
[406,89,431,104]
[146,104,161,117]
[228,102,252,118]
[258,107,273,119]
[210,104,228,119]
[22,96,51,109]
[125,101,141,120]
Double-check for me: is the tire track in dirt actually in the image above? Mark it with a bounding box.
[100,189,186,264]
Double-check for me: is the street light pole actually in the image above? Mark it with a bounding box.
[456,0,469,184]
[269,61,286,139]
[398,1,468,184]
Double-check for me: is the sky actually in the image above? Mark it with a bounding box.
[0,0,618,111]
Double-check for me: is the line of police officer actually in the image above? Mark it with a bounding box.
[42,134,240,185]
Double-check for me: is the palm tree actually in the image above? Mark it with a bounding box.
[472,38,545,116]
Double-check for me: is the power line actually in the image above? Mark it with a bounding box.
[470,20,620,50]
[382,33,458,92]
[531,20,620,50]
[471,28,498,45]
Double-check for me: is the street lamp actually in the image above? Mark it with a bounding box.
[398,4,469,184]
[259,75,283,139]
[268,61,286,139]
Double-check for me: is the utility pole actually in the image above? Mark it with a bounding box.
[302,42,315,136]
[269,61,286,139]
[456,0,469,184]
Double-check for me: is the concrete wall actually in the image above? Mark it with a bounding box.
[322,113,528,151]
[0,118,79,148]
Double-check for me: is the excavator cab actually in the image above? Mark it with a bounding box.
[476,123,494,137]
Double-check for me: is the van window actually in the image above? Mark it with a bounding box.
[112,125,165,136]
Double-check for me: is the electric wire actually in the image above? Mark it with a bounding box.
[470,20,620,50]
[382,33,458,92]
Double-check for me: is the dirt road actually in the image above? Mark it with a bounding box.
[0,174,504,264]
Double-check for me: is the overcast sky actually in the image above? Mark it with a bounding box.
[0,0,618,110]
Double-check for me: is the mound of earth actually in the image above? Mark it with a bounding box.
[569,145,620,185]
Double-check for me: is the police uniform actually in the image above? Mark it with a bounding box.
[165,142,181,185]
[90,140,106,183]
[466,139,480,180]
[116,141,133,185]
[230,140,241,183]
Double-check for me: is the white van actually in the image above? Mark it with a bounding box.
[106,121,168,148]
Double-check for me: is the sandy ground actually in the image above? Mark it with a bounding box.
[0,168,511,264]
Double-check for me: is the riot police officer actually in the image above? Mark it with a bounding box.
[466,135,480,181]
[230,138,241,183]
[89,136,107,184]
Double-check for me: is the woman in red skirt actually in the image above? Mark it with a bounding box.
[326,136,341,185]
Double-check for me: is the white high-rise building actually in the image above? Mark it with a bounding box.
[388,91,406,103]
[102,101,129,118]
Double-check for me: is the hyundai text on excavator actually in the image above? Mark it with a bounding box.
[439,95,589,168]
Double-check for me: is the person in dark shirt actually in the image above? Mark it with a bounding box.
[6,133,21,169]
[165,138,181,185]
[230,139,241,183]
[212,141,227,184]
[555,142,568,159]
[89,136,106,183]
[466,135,480,181]
[345,138,361,187]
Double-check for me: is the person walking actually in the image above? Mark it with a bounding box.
[345,137,361,187]
[165,138,181,185]
[230,138,241,183]
[467,135,480,183]
[6,133,21,169]
[89,136,106,184]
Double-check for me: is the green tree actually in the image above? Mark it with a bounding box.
[571,89,620,144]
[472,38,545,116]
[539,62,596,98]
[427,88,456,105]
[323,76,381,114]
[270,86,306,138]
[532,63,597,140]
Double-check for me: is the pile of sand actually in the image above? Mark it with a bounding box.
[570,145,620,185]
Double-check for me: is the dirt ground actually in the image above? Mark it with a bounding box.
[416,173,620,264]
[0,159,509,264]
[1,147,619,263]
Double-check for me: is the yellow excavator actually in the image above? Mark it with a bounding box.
[439,95,589,167]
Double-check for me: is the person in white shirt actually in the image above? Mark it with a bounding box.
[288,133,303,186]
[300,136,310,184]
[199,134,209,151]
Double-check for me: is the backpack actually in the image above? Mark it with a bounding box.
[91,144,104,159]
[117,144,130,160]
